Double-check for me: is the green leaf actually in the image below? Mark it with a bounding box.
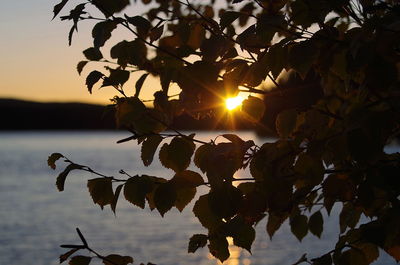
[159,136,195,172]
[188,234,208,253]
[141,135,163,166]
[92,0,130,17]
[220,11,241,30]
[56,163,82,192]
[69,256,91,265]
[86,71,104,94]
[208,235,230,262]
[193,194,223,231]
[154,182,177,216]
[241,96,266,122]
[309,211,323,238]
[276,109,298,138]
[103,254,133,265]
[111,184,124,215]
[48,153,64,170]
[290,214,308,241]
[135,73,149,98]
[87,178,114,209]
[53,0,69,20]
[77,61,88,75]
[92,20,117,48]
[124,176,154,209]
[83,47,103,61]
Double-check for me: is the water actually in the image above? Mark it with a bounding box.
[0,131,397,265]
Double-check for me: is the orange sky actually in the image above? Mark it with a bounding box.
[0,0,165,105]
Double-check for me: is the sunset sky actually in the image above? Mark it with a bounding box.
[0,0,162,105]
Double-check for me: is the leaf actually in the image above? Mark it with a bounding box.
[48,153,64,170]
[87,178,114,209]
[92,0,130,17]
[83,47,103,61]
[103,255,133,265]
[208,184,243,219]
[312,254,332,265]
[141,135,163,166]
[110,40,147,67]
[220,11,241,30]
[92,20,118,48]
[241,96,266,122]
[125,15,152,37]
[193,194,223,231]
[60,248,79,264]
[115,97,146,127]
[290,214,308,241]
[86,71,104,93]
[339,203,361,234]
[69,256,91,265]
[194,144,214,173]
[111,184,124,215]
[276,109,298,138]
[308,211,323,238]
[174,187,196,212]
[226,216,255,253]
[149,25,164,42]
[294,153,324,187]
[267,213,287,239]
[187,23,205,50]
[337,249,368,265]
[172,170,204,188]
[77,61,88,75]
[288,40,319,78]
[208,235,230,262]
[53,0,69,20]
[188,234,208,253]
[124,176,154,209]
[102,69,130,87]
[56,163,82,192]
[154,182,177,217]
[159,136,195,172]
[135,73,149,98]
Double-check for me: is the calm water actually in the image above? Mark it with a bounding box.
[0,131,397,265]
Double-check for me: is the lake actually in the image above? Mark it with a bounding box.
[0,131,397,265]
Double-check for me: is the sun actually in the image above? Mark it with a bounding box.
[225,95,245,111]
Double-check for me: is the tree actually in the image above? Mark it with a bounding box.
[49,0,400,264]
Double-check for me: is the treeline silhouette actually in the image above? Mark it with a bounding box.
[0,99,255,131]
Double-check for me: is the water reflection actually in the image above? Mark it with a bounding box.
[208,238,253,265]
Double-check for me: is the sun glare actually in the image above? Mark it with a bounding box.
[225,96,245,111]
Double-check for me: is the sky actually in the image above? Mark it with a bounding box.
[0,0,163,105]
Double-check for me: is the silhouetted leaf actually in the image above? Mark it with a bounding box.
[267,213,287,239]
[111,184,124,214]
[193,194,223,231]
[226,216,255,253]
[149,25,164,42]
[125,15,152,37]
[86,71,104,93]
[69,256,91,265]
[53,0,69,20]
[92,0,130,17]
[92,20,118,48]
[220,11,241,29]
[294,153,324,187]
[312,254,332,265]
[60,248,79,264]
[115,97,146,127]
[56,163,82,192]
[208,235,230,262]
[83,47,103,61]
[141,135,163,166]
[87,178,114,209]
[135,73,149,98]
[48,153,64,170]
[110,40,147,67]
[188,234,208,253]
[194,144,214,173]
[276,109,298,138]
[154,182,177,216]
[77,61,88,75]
[339,203,361,234]
[172,170,204,188]
[103,254,133,265]
[337,249,368,265]
[242,96,266,122]
[209,185,242,219]
[288,40,318,78]
[159,136,195,172]
[290,214,308,241]
[124,176,154,209]
[175,187,196,212]
[102,69,130,87]
[309,211,323,238]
